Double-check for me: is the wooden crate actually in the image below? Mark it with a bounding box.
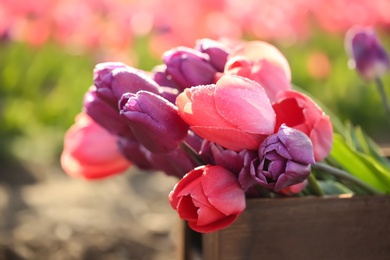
[182,195,390,260]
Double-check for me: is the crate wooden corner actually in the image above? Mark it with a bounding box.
[181,195,390,260]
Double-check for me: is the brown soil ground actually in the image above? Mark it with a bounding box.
[0,161,181,260]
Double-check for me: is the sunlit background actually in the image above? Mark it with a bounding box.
[1,0,390,259]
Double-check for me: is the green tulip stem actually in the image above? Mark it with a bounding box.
[307,172,324,196]
[180,142,206,166]
[375,77,390,123]
[312,162,383,195]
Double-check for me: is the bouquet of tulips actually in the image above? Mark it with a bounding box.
[61,27,390,233]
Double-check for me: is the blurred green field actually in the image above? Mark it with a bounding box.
[0,42,94,165]
[1,29,389,168]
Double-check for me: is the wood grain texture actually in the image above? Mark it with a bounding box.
[201,196,390,260]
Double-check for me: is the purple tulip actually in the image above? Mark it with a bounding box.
[116,136,156,170]
[93,62,161,109]
[143,147,198,178]
[163,47,218,90]
[195,38,230,72]
[200,141,246,175]
[345,26,390,81]
[152,64,181,89]
[119,91,189,153]
[93,62,128,87]
[83,86,133,137]
[240,124,315,192]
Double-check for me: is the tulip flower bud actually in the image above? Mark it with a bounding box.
[117,132,199,178]
[116,136,156,171]
[163,47,218,90]
[143,146,198,178]
[169,165,246,233]
[83,86,133,137]
[250,125,315,192]
[206,142,247,175]
[61,113,131,180]
[195,38,230,72]
[93,62,128,88]
[151,65,180,103]
[152,64,181,89]
[119,91,189,153]
[93,63,161,109]
[345,26,390,81]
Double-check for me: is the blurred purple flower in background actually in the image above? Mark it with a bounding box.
[345,26,390,81]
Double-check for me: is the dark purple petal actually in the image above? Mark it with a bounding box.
[119,91,189,153]
[345,26,390,81]
[116,136,155,170]
[252,124,314,192]
[163,46,217,90]
[274,161,311,192]
[152,64,181,90]
[195,38,230,71]
[83,86,133,137]
[277,124,315,164]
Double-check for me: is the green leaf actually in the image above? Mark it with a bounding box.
[329,134,390,193]
[318,180,354,195]
[352,126,390,169]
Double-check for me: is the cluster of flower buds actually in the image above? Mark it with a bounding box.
[62,38,333,233]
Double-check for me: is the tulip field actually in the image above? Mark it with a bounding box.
[1,0,390,258]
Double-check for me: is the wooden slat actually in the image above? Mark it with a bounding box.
[201,196,390,260]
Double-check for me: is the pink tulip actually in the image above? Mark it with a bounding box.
[176,74,275,151]
[224,41,292,102]
[169,165,246,233]
[272,90,333,162]
[61,113,131,180]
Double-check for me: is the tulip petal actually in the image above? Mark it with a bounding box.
[61,113,131,179]
[278,125,315,164]
[248,60,291,102]
[201,166,246,216]
[188,214,238,233]
[214,75,276,135]
[176,195,198,221]
[169,168,203,209]
[177,85,235,128]
[273,97,306,132]
[228,41,291,80]
[196,205,227,226]
[275,161,311,191]
[121,91,188,153]
[191,126,266,151]
[310,116,333,161]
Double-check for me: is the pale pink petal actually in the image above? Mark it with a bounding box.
[309,116,333,161]
[248,60,291,102]
[61,113,131,179]
[214,75,275,134]
[201,166,246,215]
[227,41,291,80]
[176,85,234,128]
